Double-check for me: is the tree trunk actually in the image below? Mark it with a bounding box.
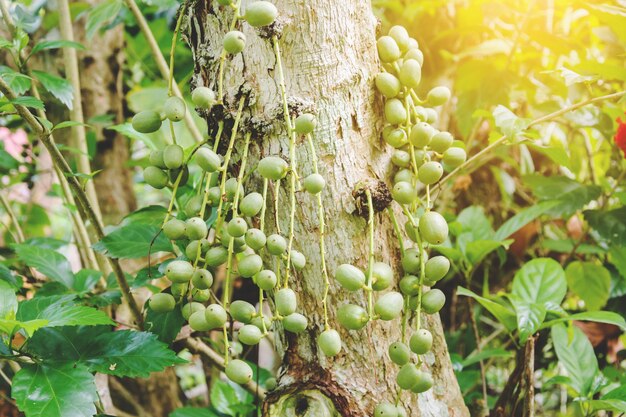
[184,1,468,416]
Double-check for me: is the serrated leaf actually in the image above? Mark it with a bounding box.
[0,318,48,337]
[565,261,611,310]
[0,65,31,95]
[86,0,123,39]
[73,269,102,293]
[494,200,560,241]
[13,244,75,287]
[512,258,567,307]
[457,287,517,331]
[584,207,626,246]
[210,380,239,415]
[32,70,73,109]
[551,323,599,397]
[93,223,172,259]
[31,40,85,54]
[145,304,185,343]
[121,205,168,227]
[12,363,97,417]
[493,105,530,138]
[9,95,44,109]
[17,295,114,327]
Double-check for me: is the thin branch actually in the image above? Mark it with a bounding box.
[108,378,149,417]
[0,192,25,243]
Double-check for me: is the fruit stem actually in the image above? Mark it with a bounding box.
[402,205,424,330]
[217,0,242,103]
[260,177,269,233]
[273,179,282,235]
[231,132,252,217]
[365,189,375,320]
[168,2,187,96]
[386,207,405,255]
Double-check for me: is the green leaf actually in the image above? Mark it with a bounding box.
[584,399,626,413]
[31,40,85,54]
[17,295,114,327]
[210,380,239,415]
[460,348,514,367]
[555,67,598,86]
[551,323,598,397]
[0,318,48,337]
[93,223,172,259]
[86,0,123,39]
[541,311,626,331]
[32,70,73,109]
[0,264,22,289]
[493,105,529,138]
[0,141,19,172]
[12,363,97,417]
[52,121,89,131]
[609,246,626,280]
[13,244,75,288]
[0,281,17,319]
[512,258,566,307]
[584,207,626,246]
[170,407,220,417]
[457,287,517,331]
[494,201,560,241]
[9,95,44,109]
[107,123,158,150]
[565,262,611,310]
[455,206,494,240]
[145,304,185,344]
[509,296,546,344]
[0,65,31,95]
[121,205,168,227]
[73,269,102,293]
[465,239,510,265]
[524,175,601,217]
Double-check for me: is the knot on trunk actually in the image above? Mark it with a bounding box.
[352,179,392,218]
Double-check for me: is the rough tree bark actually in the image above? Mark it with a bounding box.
[184,1,468,416]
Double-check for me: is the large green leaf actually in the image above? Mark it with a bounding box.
[460,348,514,367]
[541,311,626,330]
[494,200,560,241]
[0,263,22,289]
[170,408,220,417]
[0,281,17,319]
[12,363,97,417]
[145,304,186,343]
[0,318,48,337]
[584,207,626,246]
[456,287,517,331]
[609,246,626,280]
[565,261,611,310]
[455,206,494,240]
[121,205,168,228]
[584,399,626,413]
[493,105,529,138]
[524,175,601,217]
[93,223,172,259]
[210,380,240,415]
[13,244,75,288]
[32,70,73,109]
[551,324,598,397]
[511,258,566,307]
[465,239,510,265]
[509,295,546,344]
[17,295,113,327]
[86,0,123,38]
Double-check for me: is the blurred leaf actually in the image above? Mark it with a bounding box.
[108,123,158,150]
[455,206,494,240]
[541,311,626,331]
[494,201,559,241]
[493,105,529,138]
[551,323,598,397]
[465,239,510,265]
[0,141,19,172]
[609,246,626,279]
[86,0,123,39]
[0,264,22,289]
[0,281,17,319]
[512,258,567,307]
[52,121,89,131]
[32,70,73,109]
[509,297,546,344]
[457,287,517,331]
[555,67,598,86]
[524,175,601,217]
[461,348,513,367]
[584,207,626,246]
[565,262,611,310]
[31,40,85,54]
[13,244,75,288]
[73,269,102,293]
[583,399,626,413]
[170,408,220,417]
[210,380,239,415]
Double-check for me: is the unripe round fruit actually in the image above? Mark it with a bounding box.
[225,359,253,384]
[422,289,445,314]
[384,128,408,148]
[391,149,411,168]
[162,144,184,170]
[205,304,227,329]
[430,131,453,153]
[207,186,221,206]
[186,217,208,240]
[223,30,246,54]
[184,195,203,218]
[149,149,167,168]
[374,291,404,320]
[442,147,467,168]
[396,363,420,390]
[192,268,213,289]
[404,219,419,242]
[143,166,168,189]
[181,302,205,320]
[189,310,212,331]
[283,313,308,333]
[384,98,407,125]
[409,122,435,148]
[318,329,342,357]
[266,234,287,255]
[191,86,216,109]
[398,59,421,89]
[371,262,394,291]
[170,283,188,296]
[245,228,266,251]
[388,25,410,51]
[257,156,288,180]
[294,113,316,135]
[238,324,263,345]
[399,275,420,296]
[185,239,209,261]
[401,248,422,274]
[303,173,325,194]
[164,96,186,122]
[275,288,297,316]
[227,217,248,237]
[375,73,401,98]
[225,177,244,201]
[230,300,256,324]
[394,169,414,185]
[251,315,272,330]
[404,48,424,66]
[335,264,366,291]
[388,341,410,365]
[392,181,416,205]
[195,147,221,172]
[244,1,278,27]
[238,254,263,278]
[411,371,433,393]
[424,108,438,124]
[410,329,433,354]
[418,161,443,185]
[374,402,399,417]
[377,36,401,63]
[132,110,162,133]
[419,211,448,245]
[150,293,175,313]
[254,269,277,291]
[205,246,229,267]
[191,288,210,302]
[425,256,450,282]
[427,86,451,106]
[240,192,264,217]
[163,218,186,240]
[265,377,277,390]
[166,260,194,283]
[337,303,369,330]
[290,250,306,270]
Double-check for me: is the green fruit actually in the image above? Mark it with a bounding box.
[195,147,221,172]
[171,282,188,296]
[283,313,307,333]
[257,156,288,180]
[238,254,263,278]
[245,228,266,251]
[191,86,216,109]
[132,110,162,133]
[411,371,433,393]
[251,315,272,330]
[184,195,203,217]
[240,192,264,217]
[191,288,210,302]
[424,108,438,124]
[409,122,434,147]
[404,219,419,242]
[186,217,208,240]
[149,149,167,168]
[265,377,277,390]
[189,310,212,331]
[225,177,244,201]
[254,269,277,290]
[228,217,248,237]
[244,1,278,27]
[377,36,401,63]
[401,248,422,274]
[164,96,186,122]
[429,131,453,153]
[398,59,421,89]
[205,304,227,329]
[290,250,306,270]
[442,147,466,168]
[217,0,232,5]
[168,166,189,186]
[150,293,175,313]
[163,218,186,240]
[317,329,341,357]
[275,288,297,316]
[404,48,424,66]
[427,86,451,106]
[335,264,365,291]
[205,246,229,267]
[422,289,445,314]
[391,150,411,168]
[384,127,408,148]
[143,166,168,189]
[391,181,416,205]
[374,291,404,320]
[294,113,316,135]
[396,405,407,417]
[394,169,414,184]
[223,30,246,54]
[384,98,407,125]
[409,329,433,354]
[266,234,287,255]
[239,324,263,345]
[337,303,369,330]
[166,260,194,283]
[399,275,420,296]
[375,73,401,98]
[192,268,213,289]
[186,239,209,261]
[182,302,205,320]
[207,186,222,206]
[163,144,184,170]
[425,256,450,282]
[388,341,410,365]
[225,359,253,384]
[374,402,399,417]
[388,25,410,51]
[371,262,394,291]
[418,161,443,185]
[303,173,325,194]
[396,363,419,390]
[419,211,448,245]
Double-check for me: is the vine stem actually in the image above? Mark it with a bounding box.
[0,193,25,243]
[168,4,187,96]
[402,206,424,330]
[260,178,269,233]
[365,189,375,320]
[217,0,242,102]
